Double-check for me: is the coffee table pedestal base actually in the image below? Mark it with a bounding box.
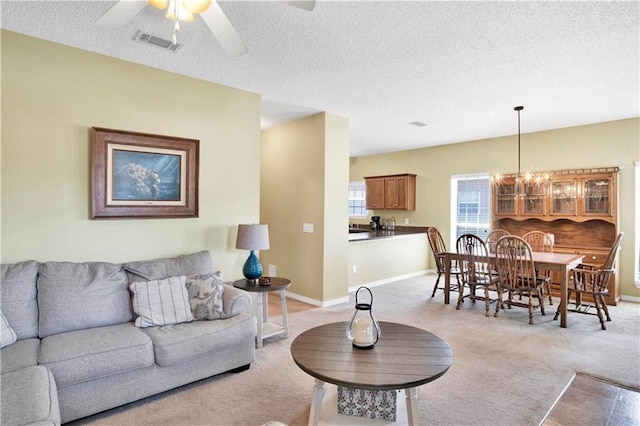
[308,379,418,426]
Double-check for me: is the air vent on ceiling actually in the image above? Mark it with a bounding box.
[134,31,182,52]
[408,121,427,128]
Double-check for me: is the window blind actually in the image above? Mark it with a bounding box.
[452,175,491,242]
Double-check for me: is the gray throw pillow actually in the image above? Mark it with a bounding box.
[185,272,226,320]
[130,276,193,328]
[0,310,17,348]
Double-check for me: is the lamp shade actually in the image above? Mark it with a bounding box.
[236,224,270,251]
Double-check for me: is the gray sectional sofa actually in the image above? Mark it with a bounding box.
[0,251,256,425]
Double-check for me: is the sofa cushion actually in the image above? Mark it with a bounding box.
[37,261,132,338]
[0,365,61,426]
[130,276,194,328]
[185,271,226,320]
[1,260,39,339]
[0,338,40,374]
[142,312,255,367]
[0,310,17,348]
[39,323,154,388]
[124,250,214,283]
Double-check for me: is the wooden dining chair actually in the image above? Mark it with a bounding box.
[455,234,500,316]
[522,230,554,305]
[427,227,459,297]
[494,236,546,325]
[554,232,623,330]
[485,229,510,255]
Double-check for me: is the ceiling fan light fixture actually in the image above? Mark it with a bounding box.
[148,0,169,9]
[181,0,212,14]
[165,0,195,21]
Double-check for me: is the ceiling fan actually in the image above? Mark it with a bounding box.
[96,0,316,56]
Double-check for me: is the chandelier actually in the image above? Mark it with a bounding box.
[491,106,549,197]
[148,0,213,44]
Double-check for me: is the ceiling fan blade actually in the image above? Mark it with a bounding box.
[199,2,248,56]
[96,0,148,28]
[279,1,316,11]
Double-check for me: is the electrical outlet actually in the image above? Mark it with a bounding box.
[303,223,314,233]
[404,218,409,225]
[352,265,357,273]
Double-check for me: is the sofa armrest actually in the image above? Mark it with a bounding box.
[223,284,251,318]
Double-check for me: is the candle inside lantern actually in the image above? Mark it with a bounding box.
[353,317,373,345]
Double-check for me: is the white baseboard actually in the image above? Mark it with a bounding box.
[286,270,432,308]
[286,271,640,306]
[347,270,430,293]
[620,294,640,303]
[284,291,349,308]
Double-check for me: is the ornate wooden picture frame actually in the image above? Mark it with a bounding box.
[91,127,199,219]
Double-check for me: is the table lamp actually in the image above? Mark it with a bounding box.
[236,224,270,281]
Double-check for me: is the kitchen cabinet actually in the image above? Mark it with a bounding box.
[492,167,620,304]
[365,177,385,209]
[365,174,416,211]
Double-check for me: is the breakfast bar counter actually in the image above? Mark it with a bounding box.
[348,226,428,242]
[347,228,429,287]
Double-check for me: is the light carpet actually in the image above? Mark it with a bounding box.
[70,274,640,426]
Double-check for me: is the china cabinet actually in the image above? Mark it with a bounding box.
[492,167,620,305]
[365,174,416,211]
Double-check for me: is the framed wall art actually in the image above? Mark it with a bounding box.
[91,127,199,219]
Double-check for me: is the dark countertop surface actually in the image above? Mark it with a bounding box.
[348,226,428,242]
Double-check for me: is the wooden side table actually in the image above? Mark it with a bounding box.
[233,277,291,348]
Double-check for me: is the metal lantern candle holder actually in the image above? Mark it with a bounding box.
[347,286,381,349]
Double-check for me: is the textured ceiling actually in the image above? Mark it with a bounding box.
[1,0,638,156]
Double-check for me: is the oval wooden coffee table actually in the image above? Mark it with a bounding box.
[291,321,454,425]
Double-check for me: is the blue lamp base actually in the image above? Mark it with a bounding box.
[243,250,263,280]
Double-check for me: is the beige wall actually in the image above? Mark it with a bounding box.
[3,31,637,300]
[322,113,350,300]
[1,31,261,276]
[350,118,640,298]
[349,234,429,287]
[261,113,349,303]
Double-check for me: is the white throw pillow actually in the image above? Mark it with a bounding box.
[0,310,18,348]
[130,276,193,328]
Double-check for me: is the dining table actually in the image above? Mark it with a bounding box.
[443,250,584,328]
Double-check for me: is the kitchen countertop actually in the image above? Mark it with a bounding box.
[348,226,428,242]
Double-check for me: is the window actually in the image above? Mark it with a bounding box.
[450,174,491,245]
[348,182,368,217]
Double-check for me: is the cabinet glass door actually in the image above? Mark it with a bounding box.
[583,178,611,215]
[550,179,577,216]
[522,181,547,215]
[494,180,517,215]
